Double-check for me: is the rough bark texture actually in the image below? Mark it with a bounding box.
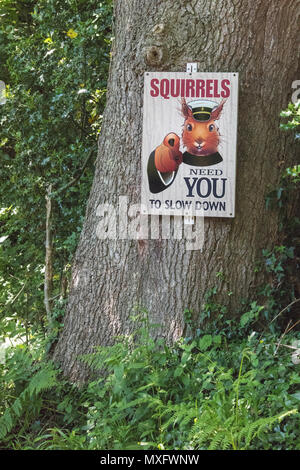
[54,0,299,382]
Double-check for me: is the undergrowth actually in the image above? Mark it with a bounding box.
[0,307,299,450]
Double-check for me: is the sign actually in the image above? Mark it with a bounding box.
[141,72,238,217]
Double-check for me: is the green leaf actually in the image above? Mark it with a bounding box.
[199,335,212,351]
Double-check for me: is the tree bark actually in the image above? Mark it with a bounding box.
[53,0,299,382]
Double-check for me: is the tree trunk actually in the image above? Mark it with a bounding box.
[53,0,299,382]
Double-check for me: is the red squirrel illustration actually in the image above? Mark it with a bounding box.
[181,98,225,156]
[148,98,226,193]
[154,133,183,173]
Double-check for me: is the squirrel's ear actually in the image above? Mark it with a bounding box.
[181,98,193,119]
[210,99,226,121]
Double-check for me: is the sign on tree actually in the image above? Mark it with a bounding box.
[141,72,239,217]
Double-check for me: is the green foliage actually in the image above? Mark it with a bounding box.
[266,100,299,249]
[66,287,299,451]
[266,164,300,236]
[240,302,264,329]
[279,100,300,135]
[190,406,297,450]
[1,312,299,450]
[262,101,299,328]
[189,346,298,450]
[0,338,86,448]
[0,363,58,440]
[0,0,113,338]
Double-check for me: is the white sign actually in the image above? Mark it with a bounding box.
[141,72,238,217]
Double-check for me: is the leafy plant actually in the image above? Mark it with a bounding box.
[0,0,113,339]
[0,355,58,441]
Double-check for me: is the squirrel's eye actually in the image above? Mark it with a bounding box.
[187,124,193,131]
[209,124,214,132]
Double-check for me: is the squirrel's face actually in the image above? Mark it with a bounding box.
[182,117,220,156]
[181,98,225,156]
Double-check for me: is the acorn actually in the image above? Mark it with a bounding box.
[154,133,182,173]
